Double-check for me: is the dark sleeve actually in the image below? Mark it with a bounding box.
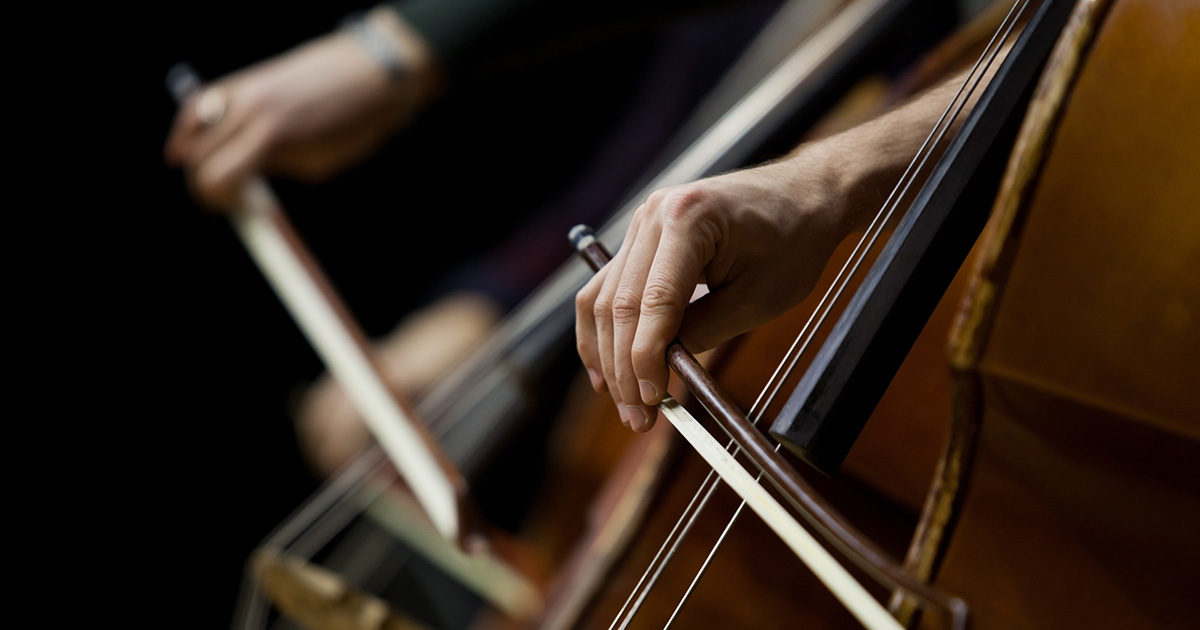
[390,0,746,78]
[391,0,533,73]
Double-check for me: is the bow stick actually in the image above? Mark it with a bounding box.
[570,225,967,630]
[166,65,477,547]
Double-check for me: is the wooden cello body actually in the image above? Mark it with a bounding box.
[931,0,1200,626]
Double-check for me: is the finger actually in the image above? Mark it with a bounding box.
[575,272,606,392]
[184,102,253,175]
[164,94,204,164]
[629,222,714,411]
[612,221,663,431]
[190,121,274,208]
[266,107,393,180]
[675,282,764,353]
[594,217,643,428]
[594,240,629,414]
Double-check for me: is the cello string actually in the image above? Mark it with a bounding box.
[610,0,1027,625]
[736,0,1028,439]
[656,0,1028,622]
[606,477,725,630]
[662,446,777,630]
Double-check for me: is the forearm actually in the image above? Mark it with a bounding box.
[797,60,1003,237]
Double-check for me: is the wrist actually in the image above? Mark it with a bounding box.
[773,143,859,242]
[345,6,443,103]
[803,132,893,238]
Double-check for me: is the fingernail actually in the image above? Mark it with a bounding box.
[638,380,659,404]
[587,368,603,391]
[621,405,648,432]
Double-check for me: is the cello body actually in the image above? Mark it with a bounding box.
[932,0,1200,626]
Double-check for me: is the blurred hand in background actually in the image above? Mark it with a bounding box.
[164,0,778,476]
[164,7,438,209]
[294,292,501,476]
[163,7,467,476]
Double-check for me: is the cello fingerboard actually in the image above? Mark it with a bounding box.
[771,0,1076,474]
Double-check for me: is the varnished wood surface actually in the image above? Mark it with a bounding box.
[574,437,917,629]
[937,0,1200,627]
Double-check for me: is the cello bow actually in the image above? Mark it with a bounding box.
[166,67,478,549]
[572,228,966,630]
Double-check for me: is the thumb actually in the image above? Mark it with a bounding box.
[676,283,768,353]
[192,121,273,208]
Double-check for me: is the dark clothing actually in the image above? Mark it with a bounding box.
[393,0,754,79]
[431,8,776,310]
[383,0,778,310]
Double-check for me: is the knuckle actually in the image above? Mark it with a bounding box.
[592,293,613,319]
[632,202,650,224]
[611,291,641,322]
[575,288,592,312]
[631,337,665,369]
[576,279,600,308]
[661,187,706,224]
[640,281,678,315]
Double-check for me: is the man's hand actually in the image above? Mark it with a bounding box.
[574,63,994,433]
[575,148,855,432]
[164,8,438,209]
[295,293,500,476]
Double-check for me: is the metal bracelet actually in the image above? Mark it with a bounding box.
[342,11,408,82]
